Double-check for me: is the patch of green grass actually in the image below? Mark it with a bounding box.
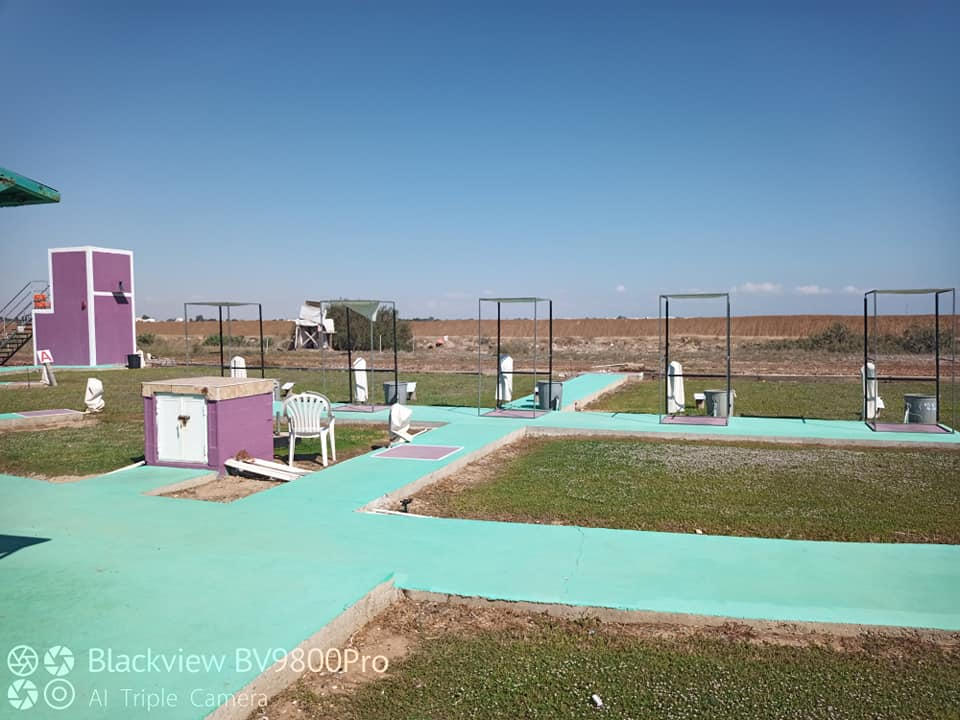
[423,439,960,542]
[588,378,959,422]
[0,365,520,476]
[334,622,960,720]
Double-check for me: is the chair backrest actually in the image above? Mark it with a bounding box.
[230,356,247,378]
[284,392,334,435]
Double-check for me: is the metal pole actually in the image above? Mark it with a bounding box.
[664,297,670,417]
[548,300,553,406]
[863,295,869,424]
[726,294,731,422]
[392,302,399,399]
[477,299,482,416]
[953,289,957,433]
[346,307,353,404]
[533,299,538,413]
[258,303,265,378]
[496,302,502,409]
[218,306,224,377]
[184,303,189,366]
[935,291,940,424]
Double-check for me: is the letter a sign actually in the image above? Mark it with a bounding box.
[36,349,55,365]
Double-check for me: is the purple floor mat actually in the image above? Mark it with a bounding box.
[374,445,463,461]
[17,409,83,417]
[483,409,546,418]
[661,415,728,426]
[871,422,951,434]
[337,404,391,413]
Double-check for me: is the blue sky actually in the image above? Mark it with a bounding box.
[2,1,957,320]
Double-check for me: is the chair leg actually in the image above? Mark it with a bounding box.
[288,435,295,466]
[329,422,336,462]
[320,430,329,467]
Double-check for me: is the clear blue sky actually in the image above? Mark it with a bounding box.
[2,1,957,320]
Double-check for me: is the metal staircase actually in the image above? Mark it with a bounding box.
[0,281,48,365]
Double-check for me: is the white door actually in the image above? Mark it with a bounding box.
[156,394,207,463]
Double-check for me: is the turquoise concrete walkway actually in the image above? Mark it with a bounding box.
[1,373,958,719]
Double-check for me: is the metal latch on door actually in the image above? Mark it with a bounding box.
[178,414,190,426]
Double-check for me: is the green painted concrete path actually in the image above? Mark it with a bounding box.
[1,373,958,719]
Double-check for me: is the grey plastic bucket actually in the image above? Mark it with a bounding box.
[536,380,563,411]
[383,381,409,405]
[904,394,937,424]
[704,389,733,417]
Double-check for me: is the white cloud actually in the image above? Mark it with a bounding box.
[842,285,863,295]
[734,281,783,295]
[615,284,626,293]
[794,285,832,296]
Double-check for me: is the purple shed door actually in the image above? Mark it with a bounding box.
[94,294,135,364]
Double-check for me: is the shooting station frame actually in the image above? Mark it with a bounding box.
[477,297,553,418]
[659,292,731,426]
[313,299,399,410]
[863,288,956,434]
[184,302,265,378]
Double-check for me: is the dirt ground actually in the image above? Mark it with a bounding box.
[247,595,959,720]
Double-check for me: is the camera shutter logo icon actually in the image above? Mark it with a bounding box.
[43,646,74,677]
[6,646,39,678]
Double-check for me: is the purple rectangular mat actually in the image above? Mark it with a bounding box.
[374,445,463,461]
[661,415,728,426]
[17,409,83,417]
[337,404,391,413]
[871,422,950,434]
[483,409,545,419]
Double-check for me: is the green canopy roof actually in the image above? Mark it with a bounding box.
[0,166,61,207]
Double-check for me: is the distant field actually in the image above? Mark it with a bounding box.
[137,314,940,340]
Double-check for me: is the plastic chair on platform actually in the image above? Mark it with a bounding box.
[283,392,336,467]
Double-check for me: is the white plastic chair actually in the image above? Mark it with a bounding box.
[352,357,368,403]
[496,354,513,403]
[667,361,685,414]
[389,403,415,444]
[230,356,247,378]
[84,378,105,413]
[283,392,336,467]
[861,363,885,420]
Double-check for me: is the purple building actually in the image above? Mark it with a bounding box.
[32,246,135,366]
[142,377,274,473]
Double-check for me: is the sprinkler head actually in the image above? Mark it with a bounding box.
[400,498,413,513]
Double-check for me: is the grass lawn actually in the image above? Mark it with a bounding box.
[587,377,960,423]
[414,438,960,543]
[270,601,960,720]
[0,365,509,477]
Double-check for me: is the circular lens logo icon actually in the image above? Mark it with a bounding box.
[6,646,39,677]
[8,679,39,711]
[44,679,76,710]
[43,646,74,677]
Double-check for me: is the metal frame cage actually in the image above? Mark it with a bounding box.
[863,288,956,433]
[312,299,399,410]
[183,301,265,378]
[659,292,731,426]
[477,297,553,417]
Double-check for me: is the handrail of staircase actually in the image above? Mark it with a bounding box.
[1,280,48,338]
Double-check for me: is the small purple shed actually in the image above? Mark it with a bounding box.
[32,246,136,366]
[142,376,274,473]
